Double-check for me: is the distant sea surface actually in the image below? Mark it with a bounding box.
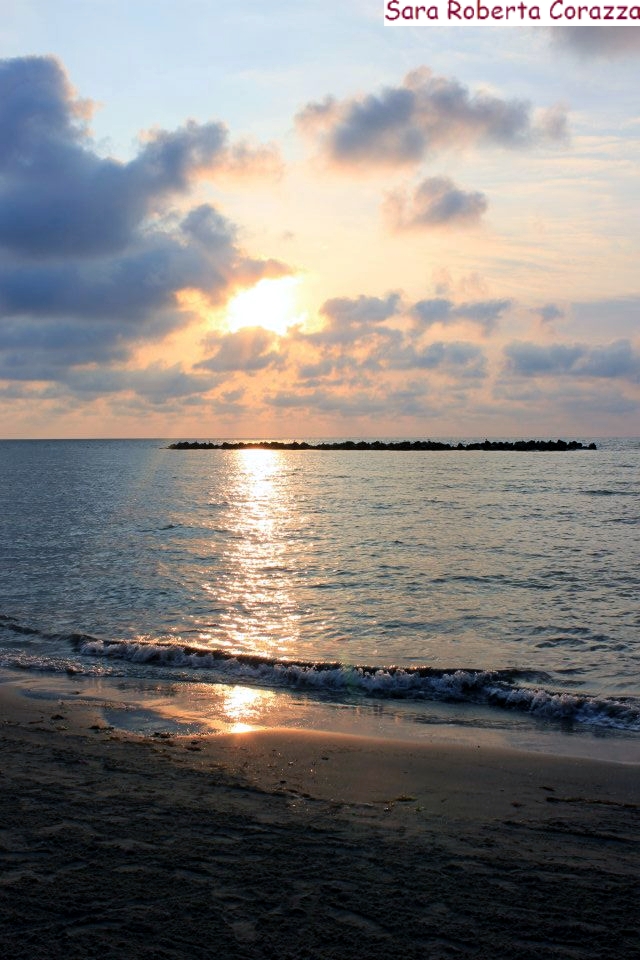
[1,438,639,752]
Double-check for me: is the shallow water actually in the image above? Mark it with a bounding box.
[1,437,638,754]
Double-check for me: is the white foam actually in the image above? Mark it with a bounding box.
[74,639,640,733]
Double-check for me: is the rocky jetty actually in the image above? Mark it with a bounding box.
[169,439,597,451]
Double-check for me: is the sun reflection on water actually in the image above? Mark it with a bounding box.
[222,684,277,732]
[210,448,302,659]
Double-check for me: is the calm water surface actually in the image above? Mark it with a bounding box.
[1,438,638,751]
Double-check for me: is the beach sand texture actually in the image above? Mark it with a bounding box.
[1,684,639,960]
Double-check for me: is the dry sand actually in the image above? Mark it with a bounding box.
[1,680,639,960]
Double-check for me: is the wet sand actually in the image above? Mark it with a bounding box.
[1,680,639,960]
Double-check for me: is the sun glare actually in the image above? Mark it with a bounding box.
[226,276,306,336]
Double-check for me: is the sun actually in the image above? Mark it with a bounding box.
[225,276,306,336]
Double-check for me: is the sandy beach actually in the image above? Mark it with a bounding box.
[1,678,638,960]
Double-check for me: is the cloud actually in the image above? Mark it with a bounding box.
[412,297,512,334]
[579,340,640,381]
[62,364,220,404]
[209,387,250,417]
[296,67,567,169]
[265,380,442,421]
[0,207,282,380]
[0,213,237,320]
[0,55,287,389]
[297,357,339,380]
[494,377,639,433]
[532,303,564,326]
[0,56,282,261]
[197,327,283,373]
[410,298,451,326]
[385,176,487,230]
[386,340,488,378]
[504,339,640,382]
[266,386,395,418]
[553,27,640,57]
[1,59,227,259]
[458,299,513,332]
[321,293,401,325]
[308,293,402,345]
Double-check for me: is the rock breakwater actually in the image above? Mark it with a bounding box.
[169,439,597,451]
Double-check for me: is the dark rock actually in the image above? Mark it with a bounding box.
[168,438,596,452]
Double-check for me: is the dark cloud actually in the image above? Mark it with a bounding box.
[579,340,640,381]
[297,357,337,380]
[458,299,512,333]
[410,297,452,326]
[297,294,496,390]
[385,176,487,230]
[181,204,236,250]
[296,287,488,388]
[553,27,640,57]
[0,57,281,260]
[532,303,564,326]
[0,55,287,390]
[504,340,640,382]
[0,383,40,399]
[197,327,283,373]
[412,297,511,334]
[0,55,91,166]
[62,364,220,404]
[0,206,279,380]
[209,387,250,417]
[386,340,488,378]
[0,57,224,258]
[321,293,401,325]
[220,387,246,404]
[0,216,237,320]
[307,293,402,345]
[296,67,567,168]
[504,342,583,376]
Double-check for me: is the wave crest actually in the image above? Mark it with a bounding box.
[74,638,640,733]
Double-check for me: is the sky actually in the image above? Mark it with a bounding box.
[0,2,639,439]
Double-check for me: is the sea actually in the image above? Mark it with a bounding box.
[1,437,639,760]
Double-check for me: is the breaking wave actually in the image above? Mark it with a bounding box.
[69,636,640,733]
[2,614,639,734]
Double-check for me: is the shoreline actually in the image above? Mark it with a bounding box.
[1,673,639,958]
[5,667,640,765]
[4,666,640,765]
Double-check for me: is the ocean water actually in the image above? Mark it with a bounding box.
[1,437,639,754]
